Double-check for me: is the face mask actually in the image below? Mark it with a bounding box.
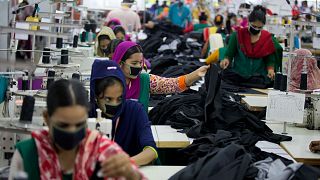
[52,125,86,150]
[249,25,261,35]
[124,63,142,77]
[104,103,121,117]
[101,48,109,55]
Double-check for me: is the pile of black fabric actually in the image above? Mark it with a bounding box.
[149,54,204,78]
[170,143,320,180]
[221,68,273,89]
[150,65,320,179]
[140,20,203,59]
[149,92,204,129]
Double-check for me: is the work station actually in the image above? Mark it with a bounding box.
[0,0,320,179]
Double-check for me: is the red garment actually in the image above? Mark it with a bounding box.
[237,28,276,58]
[292,5,300,17]
[32,129,144,180]
[183,22,194,33]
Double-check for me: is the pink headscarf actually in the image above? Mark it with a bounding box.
[105,18,122,29]
[112,41,143,99]
[289,49,320,91]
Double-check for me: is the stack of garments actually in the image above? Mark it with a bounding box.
[150,65,320,179]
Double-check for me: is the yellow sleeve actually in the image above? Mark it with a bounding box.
[205,49,219,64]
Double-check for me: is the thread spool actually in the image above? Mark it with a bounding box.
[72,72,80,80]
[42,47,51,64]
[280,74,287,91]
[81,31,86,42]
[273,72,282,90]
[47,69,55,89]
[21,75,29,91]
[61,49,69,64]
[56,37,63,49]
[284,38,288,48]
[73,35,78,48]
[300,73,308,90]
[19,96,35,122]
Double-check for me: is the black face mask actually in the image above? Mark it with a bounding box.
[124,63,142,77]
[249,26,261,35]
[52,125,86,150]
[101,48,109,55]
[104,103,121,118]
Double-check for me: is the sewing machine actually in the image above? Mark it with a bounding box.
[304,93,320,130]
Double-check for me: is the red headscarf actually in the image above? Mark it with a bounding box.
[237,28,276,58]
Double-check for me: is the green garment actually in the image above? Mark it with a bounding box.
[16,139,73,180]
[0,76,8,104]
[138,73,150,112]
[224,32,283,78]
[193,23,210,32]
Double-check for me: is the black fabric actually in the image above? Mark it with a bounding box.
[169,144,254,180]
[221,81,267,95]
[149,55,178,75]
[161,62,203,78]
[149,93,204,126]
[292,165,320,180]
[221,69,273,89]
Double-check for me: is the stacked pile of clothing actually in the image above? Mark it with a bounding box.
[150,65,320,179]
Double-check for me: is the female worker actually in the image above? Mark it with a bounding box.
[95,27,116,57]
[220,5,283,83]
[104,39,123,59]
[9,79,143,180]
[111,41,209,110]
[90,60,157,166]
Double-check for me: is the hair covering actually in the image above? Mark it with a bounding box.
[95,26,116,57]
[112,41,142,99]
[106,18,122,29]
[89,60,156,157]
[289,49,320,91]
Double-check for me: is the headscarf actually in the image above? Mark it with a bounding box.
[112,41,142,99]
[89,60,126,120]
[106,18,122,29]
[95,27,116,57]
[237,28,276,58]
[289,49,320,91]
[32,129,129,179]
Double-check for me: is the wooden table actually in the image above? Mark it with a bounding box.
[152,125,191,148]
[267,122,320,165]
[241,96,268,111]
[139,166,185,179]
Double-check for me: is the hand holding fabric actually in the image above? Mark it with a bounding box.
[267,69,275,80]
[185,65,210,87]
[99,153,140,180]
[220,59,230,69]
[196,65,210,77]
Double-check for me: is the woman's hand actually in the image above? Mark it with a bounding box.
[267,69,275,80]
[99,153,140,180]
[196,65,210,77]
[185,65,210,87]
[310,141,320,153]
[220,59,230,69]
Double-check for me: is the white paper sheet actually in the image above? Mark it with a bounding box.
[266,90,305,123]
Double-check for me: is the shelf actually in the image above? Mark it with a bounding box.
[0,26,69,39]
[15,21,82,28]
